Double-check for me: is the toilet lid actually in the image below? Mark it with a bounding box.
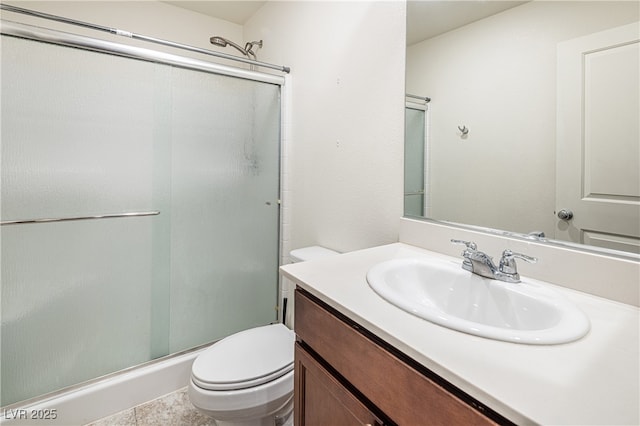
[191,324,295,391]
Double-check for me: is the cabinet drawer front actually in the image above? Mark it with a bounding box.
[295,289,497,426]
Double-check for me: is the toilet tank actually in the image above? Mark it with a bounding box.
[290,246,339,263]
[283,246,339,328]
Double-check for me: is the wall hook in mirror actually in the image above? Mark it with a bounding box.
[458,125,469,135]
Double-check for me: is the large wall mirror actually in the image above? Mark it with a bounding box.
[405,0,639,257]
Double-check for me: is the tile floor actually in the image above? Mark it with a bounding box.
[85,387,215,426]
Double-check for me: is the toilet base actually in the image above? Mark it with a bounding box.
[211,399,293,426]
[188,374,293,426]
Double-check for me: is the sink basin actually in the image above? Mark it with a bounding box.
[366,257,590,344]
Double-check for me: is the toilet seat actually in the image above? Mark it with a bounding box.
[191,324,295,391]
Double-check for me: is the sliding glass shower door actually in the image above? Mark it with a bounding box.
[168,63,281,353]
[1,34,280,406]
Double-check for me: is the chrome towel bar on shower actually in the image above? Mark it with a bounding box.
[0,210,160,226]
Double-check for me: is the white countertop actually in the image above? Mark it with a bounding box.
[280,243,640,425]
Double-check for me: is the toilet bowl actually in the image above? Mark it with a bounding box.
[188,324,295,426]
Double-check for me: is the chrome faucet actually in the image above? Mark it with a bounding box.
[451,239,537,283]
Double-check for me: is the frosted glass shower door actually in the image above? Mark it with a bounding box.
[168,69,281,352]
[1,33,281,406]
[1,36,162,406]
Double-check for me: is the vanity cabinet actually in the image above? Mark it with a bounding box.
[294,288,506,426]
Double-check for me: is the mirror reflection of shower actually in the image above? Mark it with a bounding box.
[405,94,430,218]
[210,36,263,70]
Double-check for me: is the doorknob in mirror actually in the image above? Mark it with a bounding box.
[557,209,574,221]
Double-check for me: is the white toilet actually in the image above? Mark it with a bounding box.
[188,323,295,426]
[188,246,339,426]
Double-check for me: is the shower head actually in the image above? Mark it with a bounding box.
[209,36,262,60]
[209,36,229,47]
[210,35,247,57]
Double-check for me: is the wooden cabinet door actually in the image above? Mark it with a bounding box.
[295,343,383,426]
[295,289,503,426]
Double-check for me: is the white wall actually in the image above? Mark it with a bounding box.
[406,1,639,237]
[244,1,406,255]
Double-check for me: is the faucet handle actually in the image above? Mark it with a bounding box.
[450,239,477,250]
[499,250,537,275]
[501,250,537,263]
[451,239,477,272]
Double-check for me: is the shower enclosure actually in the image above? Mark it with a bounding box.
[1,20,283,407]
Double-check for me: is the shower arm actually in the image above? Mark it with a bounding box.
[222,38,251,57]
[211,37,262,61]
[244,40,263,60]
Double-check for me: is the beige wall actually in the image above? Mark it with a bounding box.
[406,1,638,237]
[245,1,406,255]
